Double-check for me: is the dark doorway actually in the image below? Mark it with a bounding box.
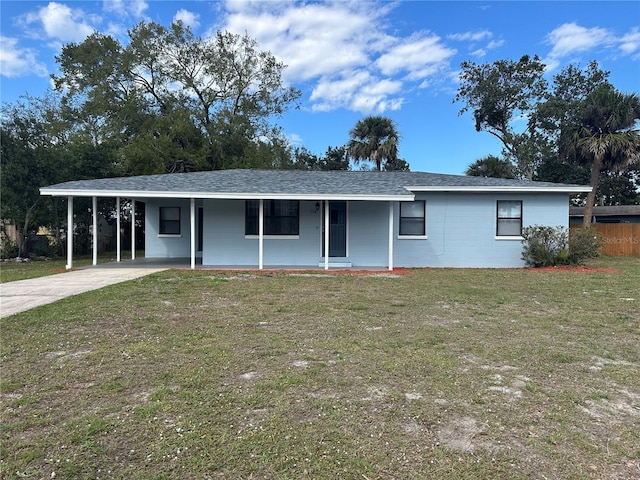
[322,201,347,257]
[197,207,203,252]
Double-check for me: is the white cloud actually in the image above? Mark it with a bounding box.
[0,36,48,78]
[619,27,640,56]
[287,133,304,146]
[470,39,504,58]
[310,70,403,113]
[376,33,456,80]
[448,30,492,42]
[486,39,504,50]
[544,22,612,70]
[217,1,453,114]
[24,2,96,43]
[219,2,382,82]
[103,0,148,18]
[174,9,200,30]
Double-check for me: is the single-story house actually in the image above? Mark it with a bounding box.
[40,169,591,270]
[569,205,640,224]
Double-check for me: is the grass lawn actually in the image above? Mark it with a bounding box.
[0,252,140,283]
[1,257,639,479]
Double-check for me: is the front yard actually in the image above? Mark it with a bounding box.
[1,258,639,479]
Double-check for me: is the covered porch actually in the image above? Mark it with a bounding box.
[74,256,398,272]
[61,196,398,272]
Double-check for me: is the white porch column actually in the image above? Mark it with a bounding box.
[66,196,73,270]
[324,200,329,270]
[116,197,121,262]
[388,201,394,271]
[190,198,196,269]
[131,199,136,260]
[258,199,264,270]
[92,196,98,266]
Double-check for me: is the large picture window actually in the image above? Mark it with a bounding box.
[496,201,522,236]
[159,206,181,235]
[246,200,299,236]
[399,201,426,236]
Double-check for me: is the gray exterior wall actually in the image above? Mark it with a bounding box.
[145,198,201,258]
[393,192,569,268]
[143,192,570,268]
[201,199,323,266]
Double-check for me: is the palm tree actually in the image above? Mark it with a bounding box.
[568,85,640,227]
[347,116,399,171]
[465,155,515,178]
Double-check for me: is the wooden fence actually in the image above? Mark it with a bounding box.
[571,224,640,257]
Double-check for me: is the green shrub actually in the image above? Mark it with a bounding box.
[521,225,569,267]
[568,226,603,265]
[0,235,19,259]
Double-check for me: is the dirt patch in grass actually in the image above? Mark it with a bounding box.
[527,265,618,273]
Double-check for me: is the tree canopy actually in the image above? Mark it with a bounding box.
[565,84,640,225]
[455,55,548,179]
[465,155,515,179]
[347,116,401,171]
[52,21,301,174]
[456,57,639,215]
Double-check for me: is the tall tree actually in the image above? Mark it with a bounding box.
[455,55,548,179]
[347,116,400,171]
[53,21,301,174]
[565,85,640,226]
[320,146,351,171]
[1,94,117,256]
[533,61,620,206]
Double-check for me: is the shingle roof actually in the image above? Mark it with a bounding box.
[570,205,640,217]
[40,169,591,200]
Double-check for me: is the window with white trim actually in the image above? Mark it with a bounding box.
[245,200,299,235]
[496,201,522,236]
[159,206,181,235]
[399,201,426,236]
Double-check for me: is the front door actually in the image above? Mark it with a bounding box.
[322,201,347,257]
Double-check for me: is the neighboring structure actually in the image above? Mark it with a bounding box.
[40,169,591,270]
[569,205,640,224]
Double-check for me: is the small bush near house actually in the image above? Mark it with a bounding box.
[522,225,604,267]
[521,225,569,267]
[568,226,603,265]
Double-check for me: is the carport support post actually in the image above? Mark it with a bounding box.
[258,199,264,270]
[388,201,394,271]
[131,199,136,260]
[116,197,121,262]
[190,198,196,269]
[324,200,329,270]
[92,196,98,266]
[66,196,73,270]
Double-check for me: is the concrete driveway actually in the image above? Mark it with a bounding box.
[0,267,167,318]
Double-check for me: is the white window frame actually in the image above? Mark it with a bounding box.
[495,200,523,239]
[158,206,182,237]
[398,200,427,239]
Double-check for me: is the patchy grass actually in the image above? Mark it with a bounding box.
[0,252,140,283]
[1,257,639,479]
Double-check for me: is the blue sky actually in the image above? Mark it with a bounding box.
[1,1,639,174]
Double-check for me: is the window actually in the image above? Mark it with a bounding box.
[399,201,426,236]
[246,200,299,236]
[496,201,522,236]
[159,206,181,235]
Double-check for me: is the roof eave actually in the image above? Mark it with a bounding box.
[405,185,592,193]
[39,188,414,202]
